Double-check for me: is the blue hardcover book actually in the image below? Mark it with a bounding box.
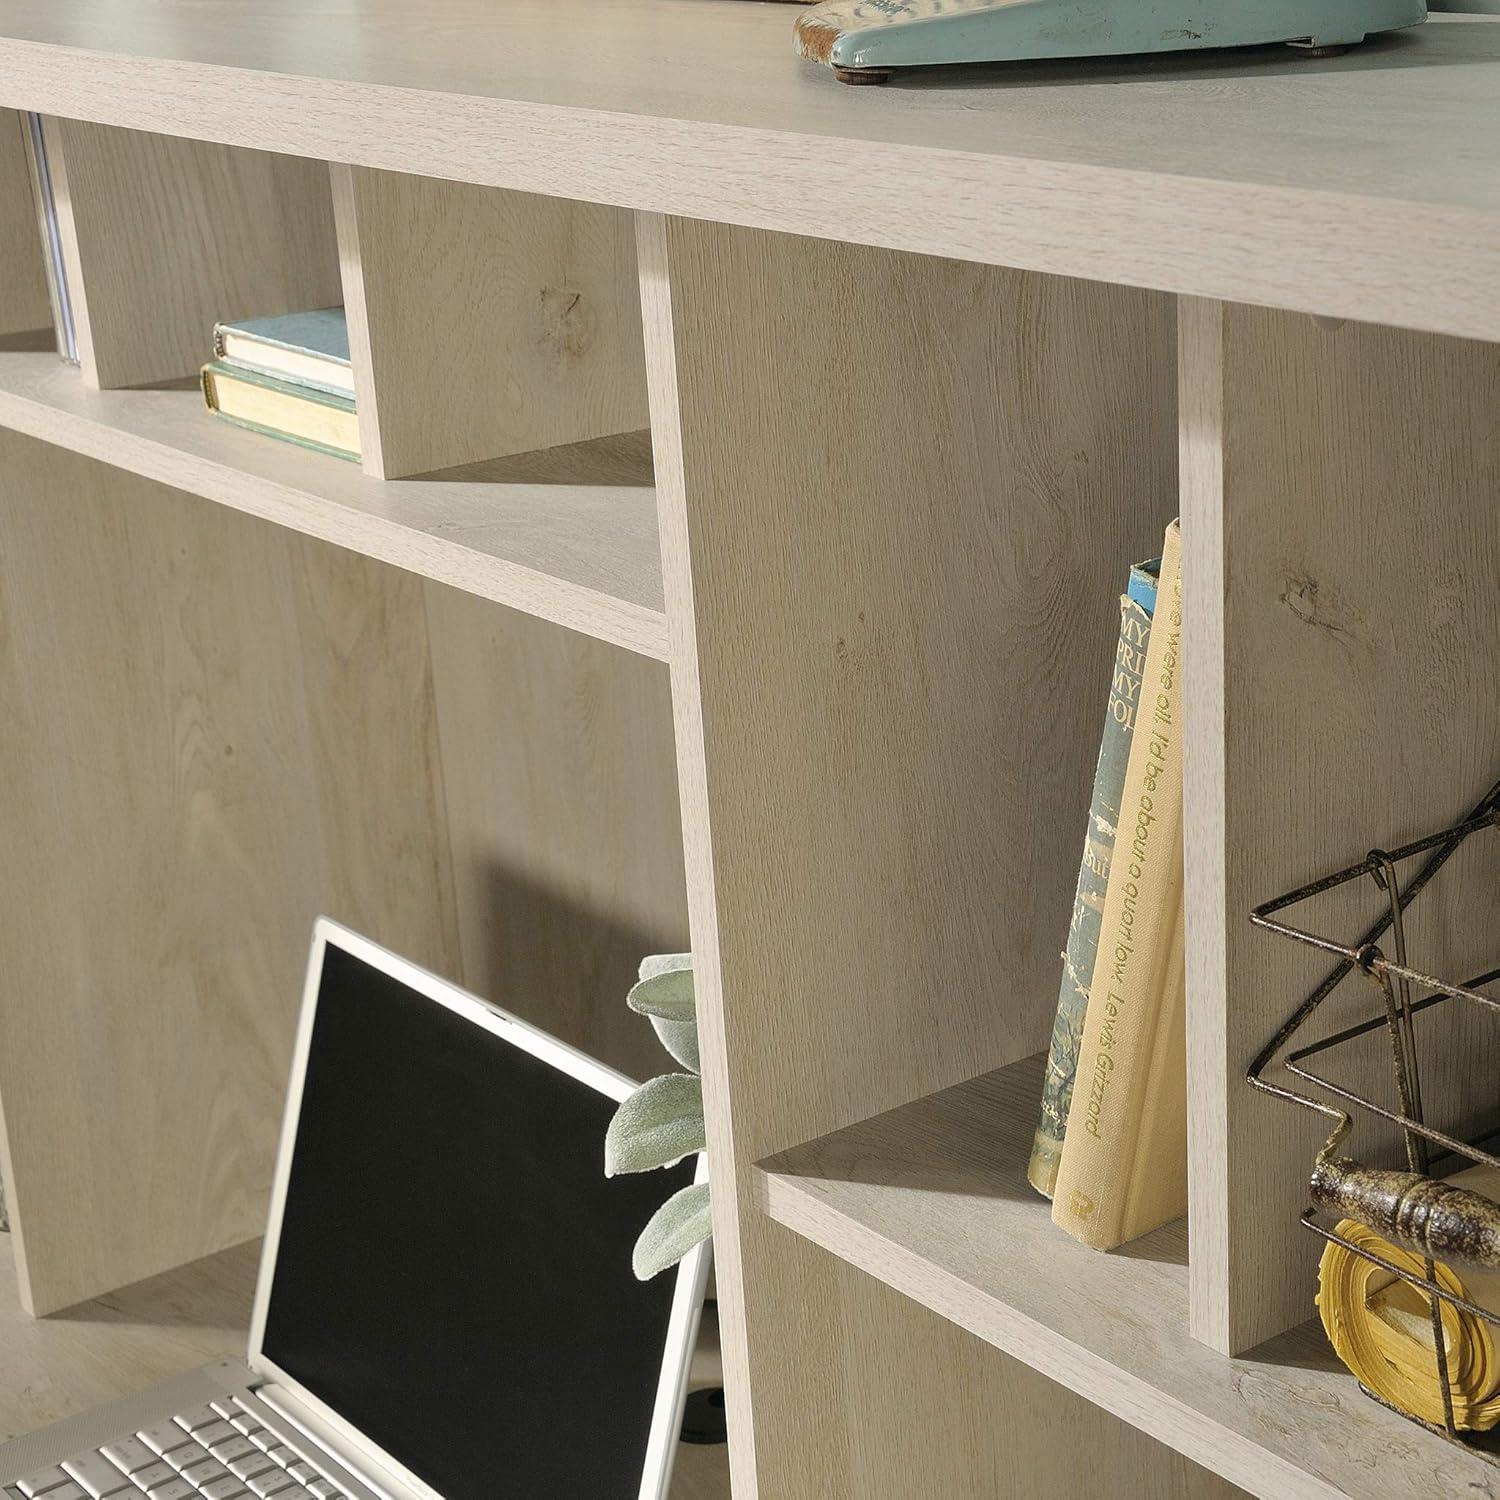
[1127,557,1160,615]
[212,307,353,398]
[1027,553,1161,1198]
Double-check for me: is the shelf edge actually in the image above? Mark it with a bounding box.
[0,378,670,662]
[0,38,1498,343]
[759,1165,1339,1500]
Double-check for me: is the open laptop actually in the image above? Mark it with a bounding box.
[1,920,710,1500]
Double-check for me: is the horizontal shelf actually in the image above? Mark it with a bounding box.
[0,6,1495,339]
[0,352,667,659]
[757,1052,1497,1500]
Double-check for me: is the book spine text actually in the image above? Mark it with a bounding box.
[1052,521,1187,1250]
[1027,592,1153,1197]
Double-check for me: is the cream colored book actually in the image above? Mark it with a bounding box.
[1052,519,1186,1250]
[201,360,360,462]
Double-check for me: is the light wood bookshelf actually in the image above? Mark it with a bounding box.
[760,1053,1495,1500]
[0,352,667,658]
[0,6,1497,1498]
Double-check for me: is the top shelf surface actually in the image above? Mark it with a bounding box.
[0,2,1496,339]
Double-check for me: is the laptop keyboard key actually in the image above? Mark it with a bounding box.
[173,1406,223,1434]
[145,1481,196,1500]
[247,1474,293,1498]
[59,1455,131,1497]
[138,1424,192,1458]
[164,1445,208,1474]
[247,1431,278,1453]
[17,1470,72,1497]
[304,1484,340,1500]
[183,1458,230,1485]
[200,1483,248,1500]
[208,1437,256,1464]
[98,1440,154,1477]
[126,1464,174,1491]
[191,1422,238,1449]
[227,1455,274,1482]
[264,1446,295,1467]
[285,1465,316,1485]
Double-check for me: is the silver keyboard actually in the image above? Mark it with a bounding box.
[6,1399,350,1500]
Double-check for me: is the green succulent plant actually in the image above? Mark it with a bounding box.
[604,953,712,1280]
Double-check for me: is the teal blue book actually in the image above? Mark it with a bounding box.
[212,307,353,397]
[1127,557,1160,615]
[1027,555,1160,1198]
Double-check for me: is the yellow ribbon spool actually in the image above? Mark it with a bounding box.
[1317,1165,1500,1432]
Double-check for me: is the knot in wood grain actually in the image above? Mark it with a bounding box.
[535,285,595,358]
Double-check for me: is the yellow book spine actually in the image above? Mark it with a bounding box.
[1051,520,1186,1250]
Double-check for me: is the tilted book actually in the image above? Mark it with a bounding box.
[201,360,360,462]
[212,307,354,397]
[1052,519,1185,1249]
[1027,559,1158,1199]
[19,113,76,363]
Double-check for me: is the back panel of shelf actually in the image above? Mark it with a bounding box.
[0,109,50,340]
[0,430,686,1315]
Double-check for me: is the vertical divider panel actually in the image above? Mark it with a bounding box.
[1181,298,1500,1355]
[0,109,49,339]
[640,212,1178,1497]
[331,165,647,479]
[45,118,340,389]
[1179,297,1235,1357]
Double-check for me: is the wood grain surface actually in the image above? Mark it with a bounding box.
[0,1238,258,1441]
[761,1053,1495,1500]
[0,430,458,1314]
[1180,300,1500,1355]
[0,108,48,338]
[642,214,1178,1496]
[0,428,687,1314]
[333,167,647,479]
[0,354,667,659]
[45,119,339,388]
[0,8,1494,338]
[422,592,690,1086]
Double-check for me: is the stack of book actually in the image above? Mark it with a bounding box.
[200,308,359,461]
[1028,518,1187,1250]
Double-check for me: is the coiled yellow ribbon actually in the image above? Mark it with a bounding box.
[1317,1165,1500,1431]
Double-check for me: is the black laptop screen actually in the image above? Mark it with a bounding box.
[259,942,697,1499]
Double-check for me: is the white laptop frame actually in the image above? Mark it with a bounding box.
[247,918,711,1500]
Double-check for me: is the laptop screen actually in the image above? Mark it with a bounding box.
[259,940,698,1498]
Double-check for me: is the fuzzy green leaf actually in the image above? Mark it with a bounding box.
[627,962,695,1022]
[650,1015,700,1073]
[639,952,692,983]
[605,1073,704,1176]
[633,1181,712,1280]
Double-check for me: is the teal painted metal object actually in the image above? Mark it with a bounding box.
[794,0,1427,82]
